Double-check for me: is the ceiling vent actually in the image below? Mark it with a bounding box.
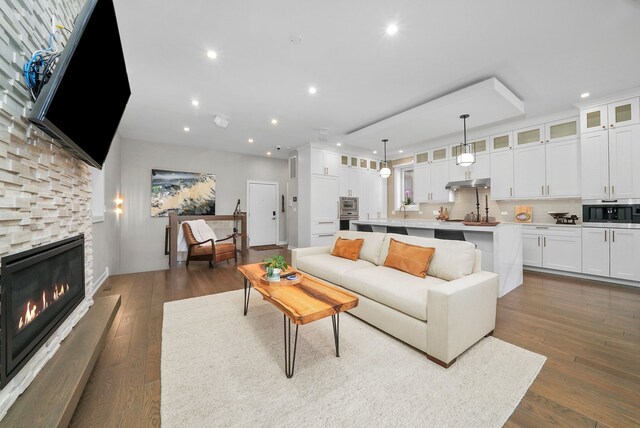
[213,115,229,129]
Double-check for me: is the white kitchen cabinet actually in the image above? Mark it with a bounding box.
[582,227,640,282]
[580,124,640,200]
[580,130,609,199]
[413,164,430,203]
[522,233,543,267]
[543,234,582,272]
[311,175,339,222]
[545,117,579,143]
[582,228,610,277]
[609,229,640,281]
[430,160,450,202]
[357,169,368,219]
[523,226,581,273]
[338,166,359,197]
[311,148,339,176]
[607,97,639,129]
[514,144,546,198]
[413,161,449,202]
[364,170,386,220]
[609,124,640,199]
[490,149,514,199]
[545,139,581,197]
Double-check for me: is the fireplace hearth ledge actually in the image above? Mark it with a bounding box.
[0,295,120,425]
[0,295,96,420]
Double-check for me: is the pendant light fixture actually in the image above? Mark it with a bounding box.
[379,139,391,178]
[456,114,476,167]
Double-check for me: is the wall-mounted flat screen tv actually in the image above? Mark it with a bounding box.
[28,0,130,169]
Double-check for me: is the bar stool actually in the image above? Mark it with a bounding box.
[434,229,466,241]
[386,226,408,235]
[356,224,374,232]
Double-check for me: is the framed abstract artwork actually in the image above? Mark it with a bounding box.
[151,169,216,217]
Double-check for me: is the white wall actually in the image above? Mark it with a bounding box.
[91,134,122,278]
[119,138,288,273]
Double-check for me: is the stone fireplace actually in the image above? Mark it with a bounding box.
[1,235,85,387]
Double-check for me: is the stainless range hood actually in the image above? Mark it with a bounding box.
[445,178,491,190]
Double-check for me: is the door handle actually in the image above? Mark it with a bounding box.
[604,230,607,242]
[612,185,615,195]
[510,187,512,197]
[543,237,546,247]
[612,230,615,242]
[317,233,334,237]
[318,221,333,224]
[537,236,540,247]
[541,185,544,195]
[547,185,550,195]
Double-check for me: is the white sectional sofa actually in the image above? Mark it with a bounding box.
[291,230,499,367]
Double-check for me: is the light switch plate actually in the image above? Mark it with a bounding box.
[432,210,439,215]
[419,211,423,214]
[501,211,508,216]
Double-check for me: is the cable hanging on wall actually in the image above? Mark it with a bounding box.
[23,16,69,100]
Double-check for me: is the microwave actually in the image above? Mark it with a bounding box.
[582,200,640,226]
[339,197,359,219]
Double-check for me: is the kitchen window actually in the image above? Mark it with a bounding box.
[394,163,419,211]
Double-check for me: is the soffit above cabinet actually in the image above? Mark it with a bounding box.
[344,78,525,153]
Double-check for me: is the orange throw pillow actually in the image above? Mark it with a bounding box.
[331,237,364,261]
[383,238,435,278]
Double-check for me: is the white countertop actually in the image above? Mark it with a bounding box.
[351,218,518,232]
[504,222,582,228]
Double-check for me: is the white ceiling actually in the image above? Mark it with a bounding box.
[113,0,640,160]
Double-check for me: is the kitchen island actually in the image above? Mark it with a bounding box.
[351,219,523,297]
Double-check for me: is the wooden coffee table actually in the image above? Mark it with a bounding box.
[237,263,358,378]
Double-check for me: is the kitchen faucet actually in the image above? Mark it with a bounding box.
[400,204,407,219]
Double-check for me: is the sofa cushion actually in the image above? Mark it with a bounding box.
[383,238,435,278]
[379,234,476,281]
[331,237,364,261]
[332,231,386,265]
[296,254,375,285]
[340,266,446,321]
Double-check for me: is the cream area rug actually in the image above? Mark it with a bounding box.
[161,290,545,427]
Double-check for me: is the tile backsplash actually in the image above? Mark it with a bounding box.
[389,188,582,224]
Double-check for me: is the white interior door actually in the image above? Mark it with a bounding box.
[248,182,277,246]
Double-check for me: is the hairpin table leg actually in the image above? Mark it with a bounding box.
[243,278,251,316]
[283,315,299,378]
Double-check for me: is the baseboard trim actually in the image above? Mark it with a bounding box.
[89,267,109,298]
[277,241,288,246]
[524,267,640,289]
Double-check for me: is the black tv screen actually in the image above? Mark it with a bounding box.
[28,0,130,169]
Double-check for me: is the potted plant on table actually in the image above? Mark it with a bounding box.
[264,255,288,282]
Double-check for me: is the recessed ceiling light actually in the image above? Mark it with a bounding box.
[336,142,341,146]
[373,150,377,154]
[183,127,190,132]
[308,86,317,95]
[271,119,278,125]
[386,23,398,35]
[248,138,254,143]
[206,50,217,59]
[398,149,404,153]
[192,99,199,107]
[580,92,590,98]
[266,151,271,156]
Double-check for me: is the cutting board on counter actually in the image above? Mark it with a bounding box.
[515,205,532,223]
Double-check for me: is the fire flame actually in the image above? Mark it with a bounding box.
[17,284,70,331]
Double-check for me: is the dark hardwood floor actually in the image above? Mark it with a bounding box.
[69,250,640,427]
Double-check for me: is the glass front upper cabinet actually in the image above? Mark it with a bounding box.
[490,132,512,152]
[515,125,545,148]
[580,105,608,133]
[608,97,639,128]
[545,117,579,143]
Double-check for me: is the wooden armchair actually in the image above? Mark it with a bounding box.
[182,222,237,268]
